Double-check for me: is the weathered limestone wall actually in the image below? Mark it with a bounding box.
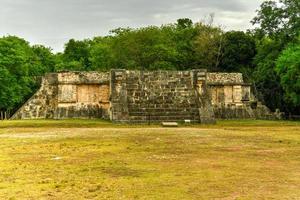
[206,73,278,119]
[194,70,216,124]
[208,85,252,106]
[12,70,278,122]
[213,103,276,119]
[11,74,58,119]
[110,69,216,124]
[54,72,110,119]
[207,73,244,85]
[12,72,110,120]
[207,72,250,106]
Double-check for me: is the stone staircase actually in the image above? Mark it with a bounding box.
[125,71,201,123]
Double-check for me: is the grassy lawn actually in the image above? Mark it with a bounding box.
[0,120,299,199]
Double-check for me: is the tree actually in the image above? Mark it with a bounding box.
[0,36,56,115]
[252,0,300,41]
[89,37,116,71]
[105,25,178,70]
[176,18,193,29]
[0,67,21,112]
[61,18,226,72]
[276,40,300,107]
[193,22,224,71]
[0,36,34,105]
[31,45,56,75]
[62,39,92,70]
[172,19,198,70]
[219,31,256,73]
[251,0,300,114]
[252,38,285,111]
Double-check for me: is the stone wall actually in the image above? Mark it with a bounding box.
[206,73,278,119]
[208,85,253,106]
[12,70,278,122]
[207,73,244,85]
[110,69,216,124]
[12,72,110,120]
[11,74,58,119]
[54,72,110,119]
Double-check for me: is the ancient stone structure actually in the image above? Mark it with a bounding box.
[11,69,277,123]
[206,73,276,119]
[12,72,110,120]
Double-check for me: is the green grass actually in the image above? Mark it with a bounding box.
[0,119,113,128]
[0,120,299,199]
[1,119,299,128]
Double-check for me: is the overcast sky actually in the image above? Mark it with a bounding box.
[0,0,264,52]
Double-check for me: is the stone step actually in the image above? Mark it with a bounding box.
[128,106,199,109]
[134,93,196,96]
[128,111,199,116]
[127,99,198,104]
[128,107,199,111]
[126,88,195,92]
[119,120,200,124]
[126,80,192,84]
[127,96,197,104]
[127,97,197,102]
[126,90,196,94]
[127,94,196,98]
[128,103,198,107]
[128,106,199,111]
[129,115,200,121]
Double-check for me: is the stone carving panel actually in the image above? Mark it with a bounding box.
[233,85,242,103]
[58,85,77,103]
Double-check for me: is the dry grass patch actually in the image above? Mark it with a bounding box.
[0,120,299,199]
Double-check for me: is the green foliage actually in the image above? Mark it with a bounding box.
[108,25,179,70]
[253,38,285,111]
[193,23,223,71]
[0,36,55,113]
[62,39,92,70]
[60,19,223,71]
[251,0,300,113]
[252,0,300,41]
[276,40,300,106]
[0,67,21,110]
[0,36,34,111]
[176,18,193,29]
[220,31,256,73]
[89,37,116,71]
[31,45,56,75]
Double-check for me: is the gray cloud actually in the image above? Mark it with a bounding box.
[0,0,264,52]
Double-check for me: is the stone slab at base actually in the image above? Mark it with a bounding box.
[162,122,179,127]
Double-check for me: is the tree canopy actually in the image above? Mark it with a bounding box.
[276,39,300,107]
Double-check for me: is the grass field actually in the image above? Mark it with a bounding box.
[0,120,299,200]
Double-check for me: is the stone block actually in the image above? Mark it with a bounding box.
[162,122,179,127]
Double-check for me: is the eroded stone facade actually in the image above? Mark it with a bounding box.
[11,69,278,122]
[12,72,110,120]
[206,73,276,119]
[110,69,215,123]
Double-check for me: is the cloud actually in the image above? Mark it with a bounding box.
[0,0,264,52]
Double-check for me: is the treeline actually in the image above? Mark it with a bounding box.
[0,38,56,117]
[0,0,299,117]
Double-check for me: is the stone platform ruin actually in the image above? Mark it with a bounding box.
[11,69,277,123]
